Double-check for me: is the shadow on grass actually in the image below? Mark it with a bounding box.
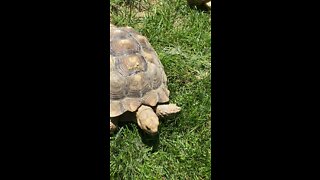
[111,121,160,152]
[137,113,181,152]
[110,112,181,152]
[138,129,160,152]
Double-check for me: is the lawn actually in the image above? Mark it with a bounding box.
[110,0,212,179]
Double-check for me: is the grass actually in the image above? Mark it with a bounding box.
[110,0,211,179]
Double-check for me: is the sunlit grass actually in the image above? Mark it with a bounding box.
[110,0,211,179]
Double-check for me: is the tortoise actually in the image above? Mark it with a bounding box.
[110,24,181,136]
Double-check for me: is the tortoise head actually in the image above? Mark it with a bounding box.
[136,105,159,135]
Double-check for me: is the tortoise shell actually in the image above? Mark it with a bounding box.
[110,24,170,117]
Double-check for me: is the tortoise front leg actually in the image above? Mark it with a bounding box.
[206,1,211,9]
[156,104,181,117]
[110,118,117,134]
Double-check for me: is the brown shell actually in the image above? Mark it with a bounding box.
[110,24,170,117]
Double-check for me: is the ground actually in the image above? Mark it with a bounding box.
[110,0,212,179]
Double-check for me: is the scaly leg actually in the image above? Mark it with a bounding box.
[156,104,181,117]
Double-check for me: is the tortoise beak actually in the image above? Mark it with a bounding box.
[145,130,158,136]
[149,132,158,136]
